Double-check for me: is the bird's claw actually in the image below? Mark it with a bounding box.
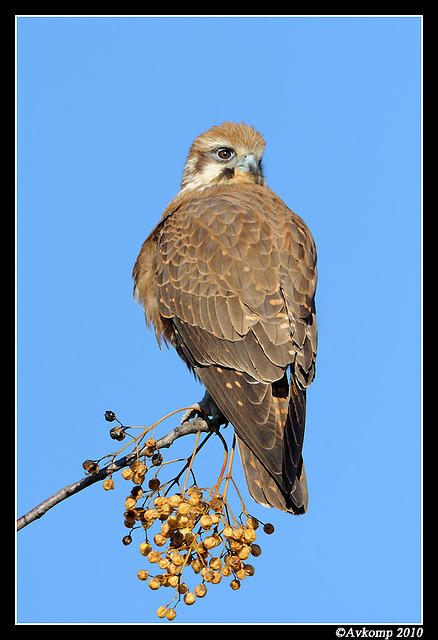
[180,391,228,431]
[180,403,202,425]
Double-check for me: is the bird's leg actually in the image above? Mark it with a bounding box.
[180,390,228,429]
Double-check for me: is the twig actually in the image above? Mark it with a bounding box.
[17,416,211,532]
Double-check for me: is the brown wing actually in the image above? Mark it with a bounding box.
[135,183,317,513]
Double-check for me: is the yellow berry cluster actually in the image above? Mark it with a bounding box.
[118,458,273,621]
[89,410,275,621]
[129,484,273,621]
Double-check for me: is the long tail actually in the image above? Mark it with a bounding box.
[236,379,308,514]
[197,363,309,515]
[236,436,308,514]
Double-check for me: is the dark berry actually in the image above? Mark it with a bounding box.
[110,425,125,441]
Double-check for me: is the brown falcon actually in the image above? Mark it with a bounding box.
[133,122,317,514]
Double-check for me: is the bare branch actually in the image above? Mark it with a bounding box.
[17,416,212,532]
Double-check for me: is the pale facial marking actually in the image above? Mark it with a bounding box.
[180,122,266,191]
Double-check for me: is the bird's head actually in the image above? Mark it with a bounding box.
[181,121,266,192]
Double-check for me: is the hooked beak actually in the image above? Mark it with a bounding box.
[235,153,259,176]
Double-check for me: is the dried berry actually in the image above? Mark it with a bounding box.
[148,577,161,590]
[139,542,152,556]
[147,550,161,563]
[246,516,259,530]
[209,496,223,512]
[203,536,219,550]
[184,592,196,605]
[137,569,149,581]
[243,528,257,543]
[199,514,213,529]
[124,496,137,510]
[148,477,160,491]
[102,478,114,491]
[177,501,191,516]
[194,583,207,598]
[110,426,125,441]
[82,459,98,475]
[151,453,163,466]
[121,468,133,480]
[168,494,182,508]
[153,533,167,547]
[131,486,143,499]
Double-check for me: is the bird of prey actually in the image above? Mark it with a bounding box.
[133,122,317,514]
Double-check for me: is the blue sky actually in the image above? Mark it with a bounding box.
[17,16,422,625]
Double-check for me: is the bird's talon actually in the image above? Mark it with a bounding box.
[180,392,228,430]
[207,417,229,432]
[180,404,202,424]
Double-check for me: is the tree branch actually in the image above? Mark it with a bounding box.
[17,416,211,532]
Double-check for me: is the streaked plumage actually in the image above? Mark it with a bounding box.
[133,122,317,514]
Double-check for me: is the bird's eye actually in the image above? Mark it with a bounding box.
[216,148,234,160]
